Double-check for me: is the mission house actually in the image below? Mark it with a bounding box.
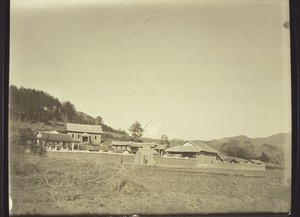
[66,123,102,145]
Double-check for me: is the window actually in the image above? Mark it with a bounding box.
[95,135,97,139]
[77,134,80,138]
[72,134,74,138]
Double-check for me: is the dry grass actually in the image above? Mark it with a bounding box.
[9,153,291,215]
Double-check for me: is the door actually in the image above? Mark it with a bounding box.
[143,155,148,165]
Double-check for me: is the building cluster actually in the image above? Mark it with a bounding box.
[36,123,264,168]
[37,123,102,151]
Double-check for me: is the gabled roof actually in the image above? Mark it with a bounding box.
[165,141,219,154]
[218,154,246,163]
[37,131,73,142]
[229,159,240,163]
[246,159,263,164]
[192,141,219,153]
[66,123,102,134]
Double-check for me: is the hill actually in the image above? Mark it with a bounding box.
[201,133,291,165]
[204,133,291,151]
[9,85,125,135]
[9,85,290,166]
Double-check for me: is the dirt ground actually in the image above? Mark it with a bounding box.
[9,153,291,215]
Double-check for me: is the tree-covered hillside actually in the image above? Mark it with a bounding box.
[9,85,125,134]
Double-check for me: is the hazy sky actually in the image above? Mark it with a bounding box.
[10,0,291,140]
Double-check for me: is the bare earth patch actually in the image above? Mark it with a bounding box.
[9,154,291,215]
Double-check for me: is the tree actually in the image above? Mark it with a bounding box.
[259,152,271,162]
[14,128,45,156]
[9,86,63,123]
[18,128,36,148]
[61,101,76,122]
[117,128,128,135]
[95,116,103,125]
[221,139,255,159]
[129,121,144,140]
[160,134,170,146]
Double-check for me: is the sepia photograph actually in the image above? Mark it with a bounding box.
[8,0,292,215]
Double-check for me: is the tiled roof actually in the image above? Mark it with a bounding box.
[38,132,73,142]
[191,141,219,153]
[66,123,102,134]
[165,144,199,153]
[165,141,218,154]
[218,154,246,163]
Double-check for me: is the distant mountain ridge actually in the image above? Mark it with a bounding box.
[204,133,291,151]
[9,85,290,165]
[197,133,291,165]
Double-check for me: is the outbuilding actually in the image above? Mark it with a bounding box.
[134,148,155,166]
[245,159,264,165]
[165,141,222,165]
[111,141,132,151]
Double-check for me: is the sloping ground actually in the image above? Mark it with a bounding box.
[9,120,66,133]
[10,154,291,215]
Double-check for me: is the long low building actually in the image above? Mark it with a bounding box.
[36,123,103,151]
[165,141,223,164]
[37,131,80,151]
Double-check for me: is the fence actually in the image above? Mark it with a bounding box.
[154,156,197,168]
[47,151,265,170]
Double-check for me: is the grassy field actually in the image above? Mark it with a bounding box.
[9,153,291,215]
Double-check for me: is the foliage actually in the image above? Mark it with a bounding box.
[101,123,122,134]
[18,128,36,149]
[221,139,255,159]
[9,86,62,123]
[129,121,144,139]
[259,152,271,162]
[160,135,170,146]
[101,133,116,142]
[30,142,47,157]
[10,127,46,156]
[95,116,103,125]
[61,101,76,122]
[117,128,128,136]
[9,85,124,134]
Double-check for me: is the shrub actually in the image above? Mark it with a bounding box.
[30,142,47,157]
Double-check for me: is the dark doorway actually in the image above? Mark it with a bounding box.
[82,136,88,143]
